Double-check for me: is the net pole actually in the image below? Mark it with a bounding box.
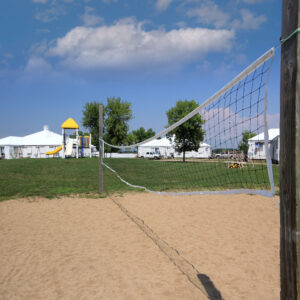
[99,104,104,193]
[280,1,300,299]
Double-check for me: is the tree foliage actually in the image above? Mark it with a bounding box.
[82,102,104,150]
[104,97,133,152]
[166,99,205,162]
[130,127,155,144]
[238,130,256,153]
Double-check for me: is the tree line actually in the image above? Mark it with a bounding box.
[82,97,205,161]
[82,97,255,161]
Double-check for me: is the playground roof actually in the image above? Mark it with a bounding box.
[61,118,79,129]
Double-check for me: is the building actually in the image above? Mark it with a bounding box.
[0,126,62,159]
[138,137,175,158]
[247,128,280,160]
[175,142,211,159]
[0,125,95,159]
[270,135,280,163]
[137,137,211,159]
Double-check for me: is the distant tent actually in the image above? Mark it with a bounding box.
[137,137,211,158]
[247,128,279,160]
[0,126,62,159]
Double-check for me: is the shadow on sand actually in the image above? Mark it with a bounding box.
[197,274,225,300]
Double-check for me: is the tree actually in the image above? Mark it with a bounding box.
[166,99,205,162]
[104,97,133,153]
[130,127,155,144]
[238,130,256,154]
[69,130,90,138]
[82,102,104,150]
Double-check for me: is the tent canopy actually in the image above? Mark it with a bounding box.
[0,126,62,146]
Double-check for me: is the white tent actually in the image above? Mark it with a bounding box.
[137,137,211,159]
[0,126,62,159]
[271,135,280,163]
[138,137,175,158]
[175,142,211,159]
[247,128,280,160]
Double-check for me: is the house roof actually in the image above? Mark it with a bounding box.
[248,128,280,142]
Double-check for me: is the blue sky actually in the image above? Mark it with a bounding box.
[0,0,281,138]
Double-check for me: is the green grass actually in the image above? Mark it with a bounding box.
[105,158,280,192]
[0,158,135,201]
[0,158,280,201]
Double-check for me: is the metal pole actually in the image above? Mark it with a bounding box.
[280,1,300,299]
[99,104,104,193]
[76,129,79,159]
[90,133,92,158]
[62,128,65,159]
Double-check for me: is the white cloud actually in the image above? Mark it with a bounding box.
[155,0,172,12]
[81,7,103,26]
[25,57,52,73]
[32,0,48,3]
[241,0,265,3]
[35,6,65,23]
[100,0,118,3]
[36,28,51,34]
[29,41,49,56]
[0,53,13,66]
[186,1,230,28]
[233,9,266,30]
[185,1,267,31]
[47,19,234,70]
[267,113,280,129]
[201,107,279,148]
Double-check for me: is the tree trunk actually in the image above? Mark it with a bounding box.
[183,150,186,163]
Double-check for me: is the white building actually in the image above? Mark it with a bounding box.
[175,142,211,159]
[270,135,280,163]
[0,125,94,159]
[247,128,280,160]
[138,137,175,158]
[138,137,211,159]
[0,126,62,159]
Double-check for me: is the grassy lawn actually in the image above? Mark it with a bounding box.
[0,158,279,201]
[105,158,280,192]
[0,158,135,201]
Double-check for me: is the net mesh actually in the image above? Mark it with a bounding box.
[103,48,275,197]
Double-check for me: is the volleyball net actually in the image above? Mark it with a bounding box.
[102,48,275,197]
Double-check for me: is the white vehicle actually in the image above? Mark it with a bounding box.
[140,151,161,159]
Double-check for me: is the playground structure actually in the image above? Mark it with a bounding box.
[46,118,92,159]
[0,118,93,159]
[61,118,79,159]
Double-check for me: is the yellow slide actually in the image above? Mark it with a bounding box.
[46,145,62,155]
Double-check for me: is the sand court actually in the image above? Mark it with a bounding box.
[0,193,279,299]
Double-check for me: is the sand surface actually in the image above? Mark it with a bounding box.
[0,193,279,300]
